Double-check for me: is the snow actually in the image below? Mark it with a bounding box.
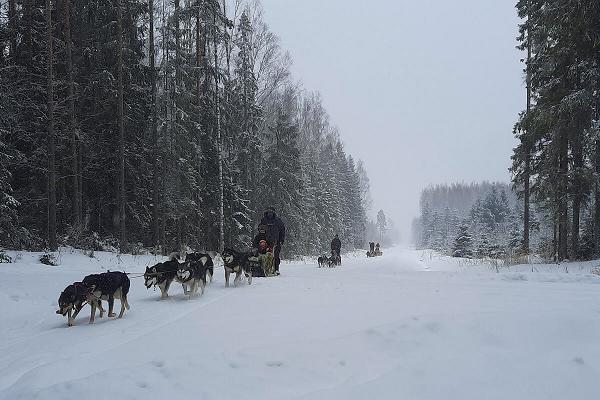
[1,247,599,399]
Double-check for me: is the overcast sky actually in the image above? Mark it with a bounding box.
[260,0,525,240]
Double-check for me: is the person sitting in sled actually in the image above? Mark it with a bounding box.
[253,225,271,254]
[252,225,275,275]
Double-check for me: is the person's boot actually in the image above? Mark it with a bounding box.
[274,259,280,276]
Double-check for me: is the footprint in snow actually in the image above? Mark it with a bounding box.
[424,322,442,334]
[151,360,165,368]
[266,361,284,367]
[573,357,585,366]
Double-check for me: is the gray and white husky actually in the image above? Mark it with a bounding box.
[176,260,208,299]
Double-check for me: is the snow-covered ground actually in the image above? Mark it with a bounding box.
[1,247,599,400]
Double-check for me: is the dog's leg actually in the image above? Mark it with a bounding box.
[234,271,241,287]
[248,270,252,285]
[70,303,84,326]
[67,308,74,327]
[118,296,127,318]
[108,294,116,317]
[98,301,105,318]
[225,270,230,287]
[159,282,166,299]
[89,302,97,324]
[163,279,172,299]
[189,282,196,299]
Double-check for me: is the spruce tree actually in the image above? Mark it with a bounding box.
[452,222,473,258]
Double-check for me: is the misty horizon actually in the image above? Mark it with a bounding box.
[261,0,525,239]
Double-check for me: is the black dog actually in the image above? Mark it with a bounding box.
[56,282,105,326]
[144,259,180,299]
[185,252,214,284]
[82,271,130,319]
[221,248,253,287]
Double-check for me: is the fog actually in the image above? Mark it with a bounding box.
[260,0,525,241]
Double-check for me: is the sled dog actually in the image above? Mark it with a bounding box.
[82,271,131,319]
[221,248,253,287]
[56,282,105,326]
[185,252,214,283]
[144,259,180,299]
[317,255,328,268]
[176,259,208,299]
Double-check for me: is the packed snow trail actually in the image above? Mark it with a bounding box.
[0,247,599,399]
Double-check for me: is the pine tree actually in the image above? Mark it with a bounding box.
[452,222,473,258]
[261,104,303,256]
[46,0,57,251]
[376,210,387,241]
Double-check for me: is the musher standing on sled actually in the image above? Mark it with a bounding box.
[259,207,285,275]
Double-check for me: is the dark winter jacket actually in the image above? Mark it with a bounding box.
[260,212,286,245]
[331,237,341,252]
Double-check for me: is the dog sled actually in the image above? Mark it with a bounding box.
[366,242,383,258]
[248,244,276,277]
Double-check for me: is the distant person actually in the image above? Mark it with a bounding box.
[331,234,342,265]
[259,207,285,275]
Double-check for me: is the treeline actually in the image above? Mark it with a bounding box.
[413,183,536,258]
[512,0,600,261]
[0,0,370,257]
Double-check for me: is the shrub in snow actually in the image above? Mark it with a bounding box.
[0,249,12,263]
[39,253,58,266]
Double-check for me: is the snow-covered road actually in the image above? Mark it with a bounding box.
[0,247,599,399]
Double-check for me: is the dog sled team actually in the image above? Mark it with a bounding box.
[318,234,342,268]
[56,207,286,327]
[366,242,383,257]
[55,206,384,327]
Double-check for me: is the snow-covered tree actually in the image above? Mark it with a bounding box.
[452,222,473,258]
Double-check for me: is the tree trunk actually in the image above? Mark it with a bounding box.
[571,119,583,259]
[46,0,57,251]
[149,0,160,248]
[523,24,532,255]
[63,0,80,228]
[24,0,32,65]
[595,138,600,254]
[8,0,17,60]
[213,7,224,252]
[117,0,126,250]
[557,127,569,261]
[174,0,183,250]
[196,2,206,238]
